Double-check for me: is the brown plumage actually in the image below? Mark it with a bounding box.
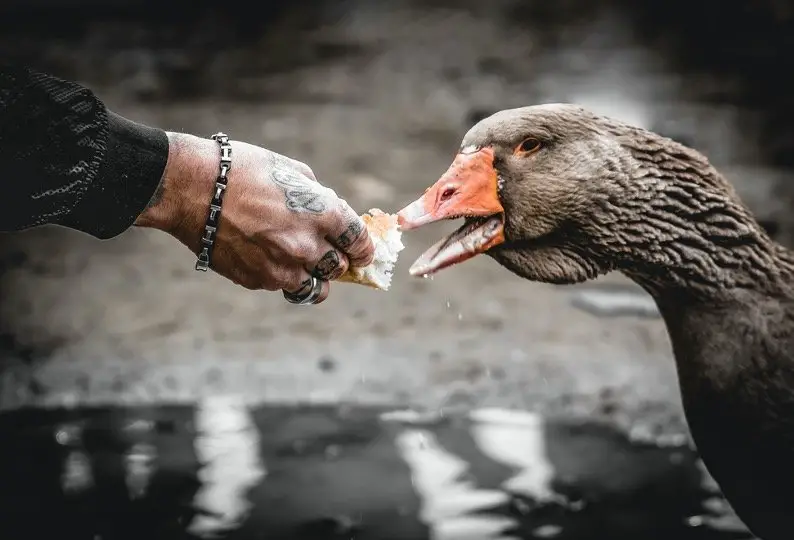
[398,104,794,540]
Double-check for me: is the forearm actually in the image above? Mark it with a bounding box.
[134,131,217,241]
[0,64,169,239]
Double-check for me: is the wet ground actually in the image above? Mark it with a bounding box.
[0,0,792,537]
[0,401,753,540]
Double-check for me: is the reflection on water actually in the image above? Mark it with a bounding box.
[396,429,515,539]
[469,408,556,503]
[0,401,754,540]
[189,396,266,538]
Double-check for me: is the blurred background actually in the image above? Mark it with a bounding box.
[0,0,792,538]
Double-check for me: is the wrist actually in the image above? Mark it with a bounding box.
[134,131,218,236]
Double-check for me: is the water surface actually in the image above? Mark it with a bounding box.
[0,401,753,540]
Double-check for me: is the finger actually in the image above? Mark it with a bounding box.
[316,280,330,304]
[282,270,331,305]
[283,275,314,296]
[308,244,350,281]
[327,204,375,267]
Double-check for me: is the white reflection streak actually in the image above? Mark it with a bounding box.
[188,396,267,538]
[58,423,94,495]
[469,408,556,502]
[125,442,157,499]
[61,449,94,494]
[394,428,519,540]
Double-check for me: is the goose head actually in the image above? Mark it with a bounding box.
[398,104,775,294]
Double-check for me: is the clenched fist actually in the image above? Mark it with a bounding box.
[134,132,375,304]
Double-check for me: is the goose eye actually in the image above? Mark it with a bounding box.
[516,137,541,154]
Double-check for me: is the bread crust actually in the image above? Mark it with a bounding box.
[337,209,403,290]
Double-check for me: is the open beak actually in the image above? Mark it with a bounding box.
[397,146,505,276]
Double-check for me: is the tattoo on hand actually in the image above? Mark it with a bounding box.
[268,154,326,214]
[314,250,342,279]
[336,219,364,249]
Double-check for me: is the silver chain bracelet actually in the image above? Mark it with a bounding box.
[195,132,232,272]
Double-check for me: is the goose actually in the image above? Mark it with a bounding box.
[397,104,794,540]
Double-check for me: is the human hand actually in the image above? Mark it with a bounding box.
[134,132,375,304]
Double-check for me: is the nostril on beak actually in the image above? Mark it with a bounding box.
[440,187,456,201]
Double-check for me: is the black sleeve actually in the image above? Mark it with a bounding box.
[0,64,169,239]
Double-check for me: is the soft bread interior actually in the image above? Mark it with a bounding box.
[337,209,405,290]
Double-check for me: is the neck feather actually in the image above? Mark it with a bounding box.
[589,127,794,300]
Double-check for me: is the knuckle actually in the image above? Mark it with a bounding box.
[279,233,315,262]
[327,201,357,231]
[334,197,354,217]
[285,156,315,181]
[300,163,317,181]
[315,187,338,212]
[278,235,302,257]
[332,215,370,258]
[313,249,345,280]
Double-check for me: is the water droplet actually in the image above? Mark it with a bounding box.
[55,424,81,446]
[534,524,562,538]
[446,301,451,309]
[686,515,705,527]
[457,313,463,320]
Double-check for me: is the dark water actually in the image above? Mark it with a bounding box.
[0,402,753,540]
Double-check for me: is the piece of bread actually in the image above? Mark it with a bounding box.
[337,209,405,290]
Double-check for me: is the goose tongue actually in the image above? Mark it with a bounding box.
[397,146,505,276]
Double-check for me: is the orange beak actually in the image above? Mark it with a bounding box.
[397,146,505,276]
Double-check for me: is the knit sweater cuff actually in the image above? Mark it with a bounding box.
[60,111,169,239]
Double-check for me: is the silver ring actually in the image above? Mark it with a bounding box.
[283,276,323,305]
